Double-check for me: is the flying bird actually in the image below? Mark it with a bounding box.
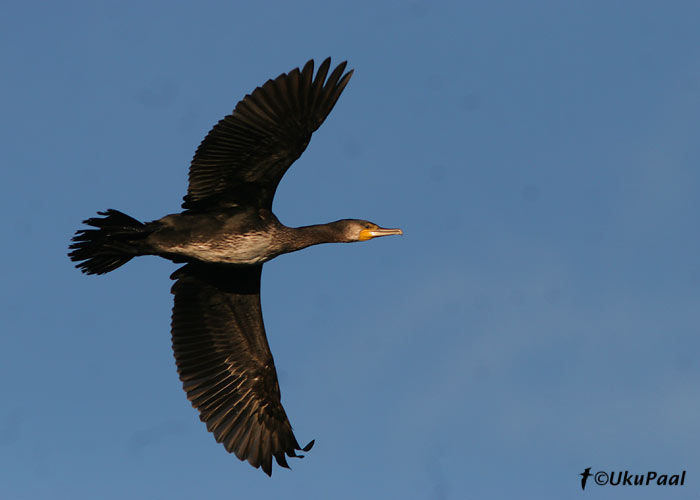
[68,58,402,475]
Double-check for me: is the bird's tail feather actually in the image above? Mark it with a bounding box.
[68,209,150,275]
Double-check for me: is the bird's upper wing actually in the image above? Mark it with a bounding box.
[182,58,353,211]
[170,263,312,475]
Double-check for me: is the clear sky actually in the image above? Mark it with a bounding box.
[2,1,700,498]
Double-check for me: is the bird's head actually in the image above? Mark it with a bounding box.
[333,219,403,242]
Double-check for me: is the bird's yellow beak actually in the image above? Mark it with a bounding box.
[359,227,403,241]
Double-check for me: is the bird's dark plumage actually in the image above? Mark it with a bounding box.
[170,263,312,475]
[68,58,401,476]
[183,58,353,210]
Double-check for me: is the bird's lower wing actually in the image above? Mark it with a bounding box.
[170,263,312,475]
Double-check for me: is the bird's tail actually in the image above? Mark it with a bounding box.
[68,209,151,275]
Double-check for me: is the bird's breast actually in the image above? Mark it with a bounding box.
[166,231,279,265]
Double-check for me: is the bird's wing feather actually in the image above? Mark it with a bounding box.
[182,58,353,210]
[170,263,312,475]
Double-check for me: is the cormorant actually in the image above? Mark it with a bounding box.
[68,58,402,475]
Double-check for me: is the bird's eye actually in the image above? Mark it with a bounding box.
[364,223,372,229]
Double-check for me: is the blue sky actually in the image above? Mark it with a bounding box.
[2,1,700,498]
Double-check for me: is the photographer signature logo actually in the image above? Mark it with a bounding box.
[580,468,686,490]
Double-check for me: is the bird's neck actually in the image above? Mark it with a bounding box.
[279,222,347,253]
